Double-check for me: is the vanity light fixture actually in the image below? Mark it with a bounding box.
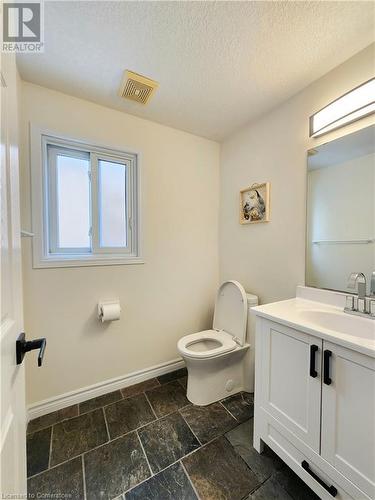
[310,78,375,137]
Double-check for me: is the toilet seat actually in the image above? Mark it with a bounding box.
[177,329,237,359]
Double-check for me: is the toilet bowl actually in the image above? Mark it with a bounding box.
[177,280,258,406]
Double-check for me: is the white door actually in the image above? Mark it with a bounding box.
[0,54,27,495]
[259,320,322,452]
[321,341,375,499]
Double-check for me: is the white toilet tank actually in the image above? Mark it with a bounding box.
[246,292,258,338]
[245,292,259,393]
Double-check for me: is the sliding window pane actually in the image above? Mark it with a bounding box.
[56,154,90,248]
[98,160,127,248]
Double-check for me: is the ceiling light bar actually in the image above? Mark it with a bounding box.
[310,78,375,137]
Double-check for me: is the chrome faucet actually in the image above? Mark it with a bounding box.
[345,272,375,319]
[347,272,367,299]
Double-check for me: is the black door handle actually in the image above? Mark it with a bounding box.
[302,460,337,497]
[16,333,46,367]
[323,350,332,385]
[309,345,318,378]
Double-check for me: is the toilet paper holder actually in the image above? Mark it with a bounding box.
[97,300,121,322]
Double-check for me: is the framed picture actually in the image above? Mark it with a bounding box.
[240,182,270,224]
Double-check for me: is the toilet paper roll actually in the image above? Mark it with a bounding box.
[98,302,121,322]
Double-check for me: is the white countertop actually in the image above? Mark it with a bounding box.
[252,294,375,358]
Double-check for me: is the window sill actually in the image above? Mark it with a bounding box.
[32,254,145,269]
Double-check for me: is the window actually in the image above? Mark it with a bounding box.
[30,131,141,267]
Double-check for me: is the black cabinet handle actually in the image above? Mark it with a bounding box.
[309,345,318,378]
[323,350,332,385]
[16,332,47,367]
[301,461,337,497]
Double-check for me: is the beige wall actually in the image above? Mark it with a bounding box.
[219,44,375,304]
[20,83,220,405]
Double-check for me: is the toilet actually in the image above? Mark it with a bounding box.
[177,280,258,406]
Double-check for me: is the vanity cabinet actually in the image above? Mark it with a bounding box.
[254,318,375,500]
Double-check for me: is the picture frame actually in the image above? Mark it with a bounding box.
[240,182,270,224]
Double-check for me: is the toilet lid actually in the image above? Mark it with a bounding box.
[213,281,247,346]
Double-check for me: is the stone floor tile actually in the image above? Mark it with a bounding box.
[105,393,155,439]
[225,418,284,482]
[157,368,188,385]
[249,475,293,500]
[125,462,197,500]
[27,457,84,499]
[121,378,160,399]
[27,405,78,434]
[27,427,51,477]
[221,392,254,423]
[79,390,122,414]
[183,436,260,500]
[138,412,200,473]
[180,402,236,444]
[145,380,190,417]
[84,432,150,500]
[50,409,108,466]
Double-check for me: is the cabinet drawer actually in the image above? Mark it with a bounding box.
[262,418,370,500]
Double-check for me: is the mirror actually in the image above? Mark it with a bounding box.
[306,125,375,294]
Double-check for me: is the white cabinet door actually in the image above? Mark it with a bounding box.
[259,320,322,452]
[321,341,375,499]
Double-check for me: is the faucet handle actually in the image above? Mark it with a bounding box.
[347,272,366,287]
[347,272,367,300]
[347,274,356,289]
[370,271,375,297]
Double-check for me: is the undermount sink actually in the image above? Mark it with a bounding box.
[299,309,374,340]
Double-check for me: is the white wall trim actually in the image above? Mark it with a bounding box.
[27,357,185,422]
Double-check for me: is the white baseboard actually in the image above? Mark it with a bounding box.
[27,357,185,422]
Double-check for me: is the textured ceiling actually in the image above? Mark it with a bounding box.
[17,1,375,141]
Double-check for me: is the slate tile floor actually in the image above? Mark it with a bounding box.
[27,368,319,500]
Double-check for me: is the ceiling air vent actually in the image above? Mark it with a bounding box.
[119,70,158,105]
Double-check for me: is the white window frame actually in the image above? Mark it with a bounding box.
[30,125,143,268]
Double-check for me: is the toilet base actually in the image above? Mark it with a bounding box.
[184,346,249,406]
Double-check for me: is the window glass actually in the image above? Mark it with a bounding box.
[98,159,127,248]
[56,154,90,248]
